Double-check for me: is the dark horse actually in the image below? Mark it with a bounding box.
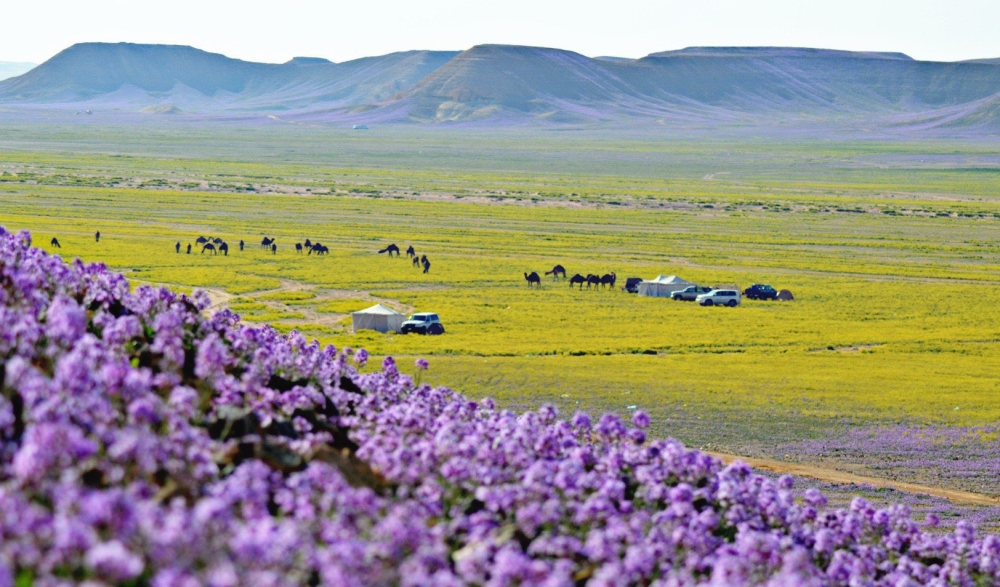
[261,237,274,249]
[545,265,567,279]
[175,242,180,254]
[525,272,541,288]
[202,243,217,255]
[600,272,617,289]
[569,274,586,289]
[219,242,229,256]
[406,245,416,258]
[585,274,601,289]
[50,237,61,248]
[378,244,400,257]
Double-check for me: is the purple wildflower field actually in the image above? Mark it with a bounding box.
[2,224,1000,586]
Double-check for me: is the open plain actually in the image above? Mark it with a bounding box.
[2,122,1000,525]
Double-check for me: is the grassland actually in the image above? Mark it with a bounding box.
[2,123,999,501]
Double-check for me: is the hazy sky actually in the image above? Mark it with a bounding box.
[3,0,998,64]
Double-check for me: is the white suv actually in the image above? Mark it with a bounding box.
[696,289,741,307]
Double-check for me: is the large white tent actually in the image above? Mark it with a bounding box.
[352,304,405,333]
[637,275,693,298]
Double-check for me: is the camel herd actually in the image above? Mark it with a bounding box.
[380,243,431,273]
[527,265,617,289]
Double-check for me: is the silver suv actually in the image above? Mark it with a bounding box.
[401,313,445,335]
[696,289,741,307]
[671,285,713,301]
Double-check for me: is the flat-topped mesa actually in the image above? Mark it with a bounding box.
[647,46,914,60]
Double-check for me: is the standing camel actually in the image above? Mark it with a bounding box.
[295,243,303,254]
[378,244,400,257]
[202,243,217,255]
[175,242,180,254]
[239,240,244,251]
[219,242,229,256]
[406,245,416,258]
[305,239,312,249]
[545,265,567,279]
[423,257,431,273]
[585,274,601,289]
[260,237,273,249]
[569,274,585,289]
[50,238,61,248]
[525,272,541,288]
[95,231,101,243]
[196,236,208,245]
[186,244,192,254]
[600,272,617,289]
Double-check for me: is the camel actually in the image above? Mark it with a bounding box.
[545,265,567,279]
[95,231,101,243]
[313,245,329,255]
[50,237,61,248]
[600,272,617,289]
[378,244,400,257]
[304,239,312,249]
[423,258,431,274]
[413,255,421,268]
[525,272,541,288]
[261,237,273,249]
[239,240,244,251]
[202,243,217,255]
[569,273,586,288]
[271,243,277,255]
[212,238,224,245]
[295,243,303,254]
[186,244,192,254]
[175,242,180,254]
[586,274,601,289]
[406,245,416,258]
[219,242,229,256]
[196,236,208,245]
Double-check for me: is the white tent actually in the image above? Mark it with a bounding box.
[637,275,693,297]
[352,304,405,333]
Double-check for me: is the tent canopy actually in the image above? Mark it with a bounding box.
[352,304,405,333]
[638,275,693,297]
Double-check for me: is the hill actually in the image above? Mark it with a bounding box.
[4,42,1000,133]
[0,61,36,82]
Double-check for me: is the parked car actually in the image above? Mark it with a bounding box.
[743,284,778,300]
[401,313,445,335]
[622,277,643,293]
[670,285,714,301]
[696,289,741,307]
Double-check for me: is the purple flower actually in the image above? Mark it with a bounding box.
[631,411,650,429]
[415,358,429,370]
[354,348,369,366]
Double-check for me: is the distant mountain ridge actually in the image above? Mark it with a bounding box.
[0,62,37,82]
[3,42,1000,133]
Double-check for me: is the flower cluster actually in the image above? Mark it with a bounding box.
[1,225,998,587]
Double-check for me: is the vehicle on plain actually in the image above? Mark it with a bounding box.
[401,312,445,335]
[696,289,741,307]
[743,284,778,300]
[671,285,714,301]
[622,277,643,293]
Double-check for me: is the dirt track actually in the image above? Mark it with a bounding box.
[707,451,1000,507]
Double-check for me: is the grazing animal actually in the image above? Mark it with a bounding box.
[202,243,217,255]
[272,243,277,254]
[95,231,101,242]
[545,265,567,279]
[175,242,180,253]
[50,237,61,248]
[219,242,229,256]
[406,245,416,258]
[213,238,224,245]
[525,272,541,288]
[600,272,617,289]
[196,236,208,245]
[413,255,421,268]
[239,240,244,251]
[378,244,400,257]
[423,258,431,273]
[186,244,192,254]
[586,274,601,289]
[304,239,312,249]
[295,243,303,254]
[569,273,586,288]
[261,237,273,249]
[314,245,329,255]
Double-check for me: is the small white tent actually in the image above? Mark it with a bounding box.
[352,304,405,333]
[637,275,693,298]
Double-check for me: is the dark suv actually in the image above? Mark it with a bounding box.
[743,284,778,300]
[622,277,643,293]
[670,285,713,301]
